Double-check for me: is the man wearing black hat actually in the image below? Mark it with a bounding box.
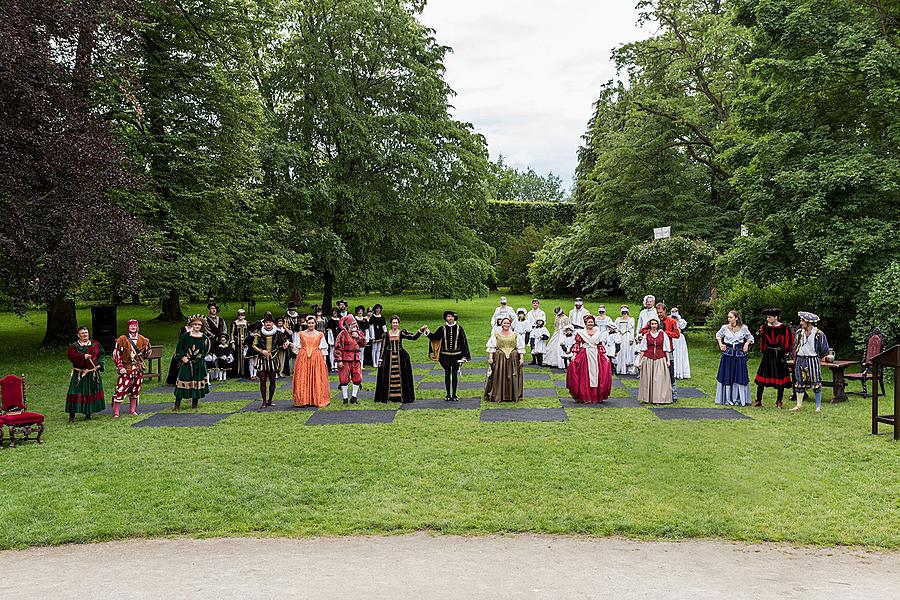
[251,312,291,408]
[427,310,471,401]
[204,302,227,343]
[754,308,794,408]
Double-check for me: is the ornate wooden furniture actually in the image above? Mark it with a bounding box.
[871,345,900,441]
[0,374,45,448]
[846,328,886,396]
[144,345,164,381]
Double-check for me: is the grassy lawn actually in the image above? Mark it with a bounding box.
[0,294,898,550]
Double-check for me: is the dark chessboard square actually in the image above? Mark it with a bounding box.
[132,412,233,428]
[418,380,484,391]
[559,395,641,409]
[650,407,751,421]
[468,356,487,362]
[401,398,481,410]
[674,386,708,398]
[480,408,568,423]
[240,400,317,413]
[522,387,560,398]
[523,372,550,380]
[98,402,172,415]
[412,363,435,369]
[305,410,396,426]
[204,391,263,402]
[429,369,486,377]
[144,385,176,395]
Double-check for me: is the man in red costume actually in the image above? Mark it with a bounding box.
[112,319,152,417]
[334,315,368,404]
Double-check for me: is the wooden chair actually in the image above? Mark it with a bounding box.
[846,328,886,396]
[143,345,164,381]
[0,374,44,448]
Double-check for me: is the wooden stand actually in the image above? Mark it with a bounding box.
[871,345,900,440]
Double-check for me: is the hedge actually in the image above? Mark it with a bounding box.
[478,200,575,246]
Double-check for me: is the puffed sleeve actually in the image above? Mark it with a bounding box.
[638,336,648,352]
[516,333,525,353]
[486,334,498,353]
[319,333,328,355]
[715,324,728,340]
[743,325,755,345]
[663,333,672,353]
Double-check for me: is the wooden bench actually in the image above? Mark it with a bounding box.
[787,358,857,403]
[143,345,164,381]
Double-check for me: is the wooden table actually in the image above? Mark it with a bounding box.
[787,359,856,403]
[871,345,899,440]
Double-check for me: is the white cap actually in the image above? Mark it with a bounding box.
[500,296,507,304]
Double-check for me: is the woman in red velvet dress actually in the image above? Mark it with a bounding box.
[566,314,613,403]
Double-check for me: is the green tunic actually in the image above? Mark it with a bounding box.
[173,332,210,401]
[65,340,106,415]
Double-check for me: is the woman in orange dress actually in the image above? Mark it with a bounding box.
[291,315,331,407]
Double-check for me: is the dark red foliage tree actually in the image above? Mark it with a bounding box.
[0,0,143,345]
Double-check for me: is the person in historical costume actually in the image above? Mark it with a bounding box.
[374,316,426,403]
[543,307,570,368]
[640,303,682,400]
[635,295,657,339]
[230,309,250,379]
[291,315,331,408]
[595,306,617,361]
[211,334,234,381]
[615,306,638,376]
[245,320,260,380]
[66,326,106,422]
[252,312,291,407]
[530,318,550,367]
[526,298,547,364]
[427,310,471,401]
[566,314,613,403]
[284,301,303,336]
[559,326,576,370]
[166,318,192,385]
[791,311,833,412]
[203,302,227,343]
[714,310,755,406]
[326,307,341,372]
[489,296,517,330]
[353,306,370,368]
[111,319,151,417]
[173,315,211,410]
[484,317,525,402]
[512,308,531,351]
[753,308,794,408]
[636,317,673,405]
[569,297,589,330]
[336,299,349,318]
[334,315,368,404]
[367,304,387,369]
[274,317,292,377]
[670,307,691,379]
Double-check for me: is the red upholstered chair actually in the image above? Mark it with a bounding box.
[0,374,44,448]
[846,329,886,397]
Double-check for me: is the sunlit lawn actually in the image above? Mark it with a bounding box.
[0,294,897,550]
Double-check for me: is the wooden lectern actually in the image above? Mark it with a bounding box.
[871,345,900,440]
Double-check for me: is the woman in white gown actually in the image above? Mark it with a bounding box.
[614,305,638,375]
[543,307,570,368]
[670,307,691,379]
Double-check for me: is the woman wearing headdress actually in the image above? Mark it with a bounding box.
[326,307,341,372]
[173,315,211,410]
[543,306,570,368]
[291,315,331,407]
[636,317,673,404]
[374,316,427,403]
[566,314,612,403]
[66,326,106,422]
[714,310,754,406]
[484,316,525,402]
[614,305,638,375]
[754,307,793,408]
[166,317,193,385]
[368,304,387,369]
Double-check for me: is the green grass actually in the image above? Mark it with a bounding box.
[0,294,898,550]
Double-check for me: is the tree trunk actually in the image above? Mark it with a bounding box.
[158,289,186,322]
[42,297,77,347]
[288,287,305,305]
[131,292,140,304]
[322,271,334,311]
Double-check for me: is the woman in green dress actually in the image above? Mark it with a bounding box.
[66,326,106,422]
[173,315,211,410]
[484,317,525,402]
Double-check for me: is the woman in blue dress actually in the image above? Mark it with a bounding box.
[714,310,755,406]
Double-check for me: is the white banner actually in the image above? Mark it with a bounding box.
[653,226,671,240]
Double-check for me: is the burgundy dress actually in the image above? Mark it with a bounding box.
[566,328,613,403]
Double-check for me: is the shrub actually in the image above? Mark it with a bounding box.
[619,237,718,318]
[495,225,547,294]
[711,279,823,335]
[851,261,900,349]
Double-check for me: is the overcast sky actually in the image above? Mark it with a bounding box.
[418,1,649,191]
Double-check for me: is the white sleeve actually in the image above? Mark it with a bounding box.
[638,336,648,352]
[486,334,498,353]
[319,334,328,354]
[517,335,525,353]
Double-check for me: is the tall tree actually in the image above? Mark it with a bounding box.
[0,0,142,345]
[258,0,493,307]
[489,156,566,202]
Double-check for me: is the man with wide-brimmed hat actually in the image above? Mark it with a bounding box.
[204,302,227,342]
[427,310,471,401]
[111,319,151,417]
[251,312,291,408]
[753,308,794,408]
[791,311,832,412]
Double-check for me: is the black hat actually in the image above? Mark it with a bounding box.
[262,312,275,323]
[288,301,297,309]
[443,310,458,320]
[336,299,347,306]
[762,307,782,317]
[207,302,219,310]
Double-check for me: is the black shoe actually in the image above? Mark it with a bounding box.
[349,396,358,404]
[343,398,349,405]
[445,396,452,402]
[451,396,459,402]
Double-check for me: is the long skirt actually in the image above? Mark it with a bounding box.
[484,350,524,402]
[638,357,672,404]
[292,351,330,407]
[374,348,416,403]
[174,360,210,401]
[543,330,563,367]
[672,336,691,379]
[566,350,612,403]
[755,348,791,389]
[715,348,750,406]
[615,336,638,375]
[794,355,823,392]
[65,371,105,415]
